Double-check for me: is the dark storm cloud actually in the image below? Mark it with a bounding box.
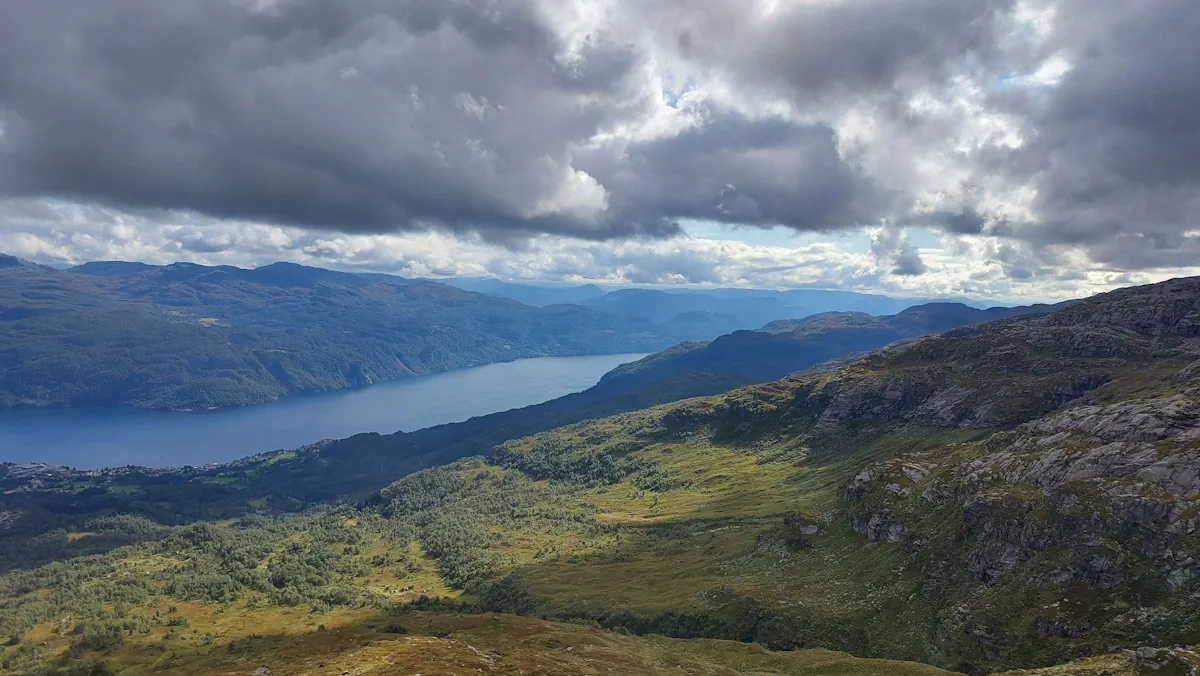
[871,228,927,277]
[578,112,887,231]
[2,0,1199,274]
[928,209,989,235]
[0,0,652,240]
[994,0,1200,269]
[644,0,1020,104]
[0,0,1009,243]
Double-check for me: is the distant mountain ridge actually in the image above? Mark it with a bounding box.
[599,300,1066,391]
[431,276,988,315]
[430,277,608,307]
[0,254,1053,412]
[393,272,1004,320]
[0,256,688,410]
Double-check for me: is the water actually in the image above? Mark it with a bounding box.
[0,353,646,469]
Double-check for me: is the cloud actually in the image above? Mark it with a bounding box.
[14,195,1198,305]
[871,229,928,276]
[985,0,1200,270]
[2,0,1200,280]
[0,0,893,242]
[0,0,649,240]
[0,0,1023,243]
[578,111,886,231]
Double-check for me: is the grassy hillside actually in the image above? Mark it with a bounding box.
[1,606,966,676]
[2,276,1198,675]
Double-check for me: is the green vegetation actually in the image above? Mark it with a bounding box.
[1,402,1183,674]
[2,274,1198,675]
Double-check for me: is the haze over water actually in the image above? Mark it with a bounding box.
[0,353,645,469]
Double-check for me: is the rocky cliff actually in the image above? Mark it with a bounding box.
[835,278,1200,671]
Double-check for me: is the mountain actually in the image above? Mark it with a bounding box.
[0,300,1065,524]
[700,287,947,315]
[2,275,1198,675]
[0,255,993,412]
[579,287,811,328]
[0,256,693,411]
[358,276,1195,672]
[0,301,1047,513]
[599,301,1063,391]
[3,276,1198,676]
[574,287,1005,331]
[60,260,157,277]
[434,277,608,307]
[397,277,995,322]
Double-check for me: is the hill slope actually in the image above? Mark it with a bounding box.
[2,276,1198,675]
[0,256,685,411]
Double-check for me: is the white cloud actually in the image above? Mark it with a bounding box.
[3,0,1200,298]
[6,198,1199,304]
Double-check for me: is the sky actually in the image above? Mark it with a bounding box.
[1,0,1199,303]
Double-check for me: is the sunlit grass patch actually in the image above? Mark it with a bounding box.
[262,451,297,466]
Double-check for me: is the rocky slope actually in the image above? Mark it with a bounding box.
[470,275,1200,671]
[831,278,1200,670]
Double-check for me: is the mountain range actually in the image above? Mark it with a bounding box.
[599,301,1066,391]
[0,255,739,410]
[432,276,984,316]
[2,269,1199,676]
[0,254,1020,412]
[0,296,1055,511]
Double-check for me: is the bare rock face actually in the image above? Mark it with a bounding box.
[1019,396,1200,444]
[844,393,1200,591]
[1177,359,1200,384]
[1044,276,1200,338]
[1123,646,1200,675]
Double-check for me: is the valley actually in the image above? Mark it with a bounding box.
[0,353,645,468]
[2,275,1198,675]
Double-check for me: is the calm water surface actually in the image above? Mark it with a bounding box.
[0,353,646,469]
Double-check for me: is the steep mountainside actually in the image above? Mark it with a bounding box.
[1,276,1197,676]
[0,256,688,411]
[600,301,1062,391]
